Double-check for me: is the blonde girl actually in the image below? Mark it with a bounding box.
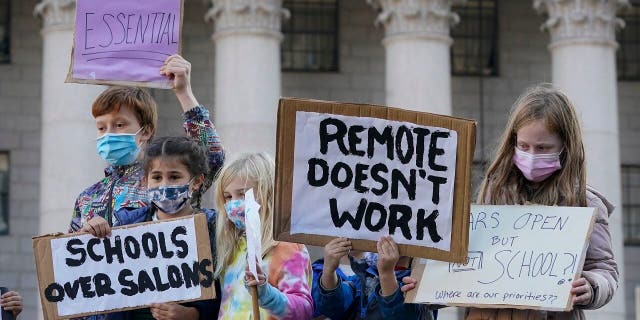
[214,152,313,319]
[469,84,618,320]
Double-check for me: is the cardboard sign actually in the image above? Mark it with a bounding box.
[66,0,184,89]
[405,205,596,311]
[33,214,214,320]
[274,98,476,263]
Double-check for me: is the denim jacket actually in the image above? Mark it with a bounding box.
[312,257,435,320]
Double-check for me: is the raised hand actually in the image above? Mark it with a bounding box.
[160,54,199,111]
[320,237,351,290]
[377,236,400,297]
[323,237,351,273]
[376,235,400,274]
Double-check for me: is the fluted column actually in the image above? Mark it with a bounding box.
[368,0,461,114]
[35,0,104,234]
[535,1,629,319]
[206,0,288,155]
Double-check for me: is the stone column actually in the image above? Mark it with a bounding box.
[535,1,629,319]
[368,0,461,115]
[367,4,465,319]
[35,0,104,234]
[206,0,288,155]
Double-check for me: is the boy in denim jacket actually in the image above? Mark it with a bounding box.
[312,236,436,320]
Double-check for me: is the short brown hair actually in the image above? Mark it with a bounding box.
[91,86,158,137]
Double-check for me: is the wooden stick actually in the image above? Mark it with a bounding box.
[250,284,260,320]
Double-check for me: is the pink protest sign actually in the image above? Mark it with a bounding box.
[66,0,184,89]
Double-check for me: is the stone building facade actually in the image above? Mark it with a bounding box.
[0,0,638,319]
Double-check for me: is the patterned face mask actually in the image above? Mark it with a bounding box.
[148,182,191,214]
[225,199,246,230]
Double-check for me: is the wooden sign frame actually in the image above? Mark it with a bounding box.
[274,98,477,263]
[33,214,214,320]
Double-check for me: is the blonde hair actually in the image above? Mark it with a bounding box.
[477,84,587,207]
[214,152,278,278]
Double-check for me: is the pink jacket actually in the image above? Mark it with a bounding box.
[465,187,619,320]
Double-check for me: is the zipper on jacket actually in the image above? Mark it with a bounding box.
[105,172,121,227]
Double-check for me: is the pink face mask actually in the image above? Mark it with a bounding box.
[513,148,562,182]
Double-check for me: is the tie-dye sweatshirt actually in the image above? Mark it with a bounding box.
[218,238,313,320]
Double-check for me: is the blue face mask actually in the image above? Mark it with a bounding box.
[96,127,143,166]
[148,183,191,214]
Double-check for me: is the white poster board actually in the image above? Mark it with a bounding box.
[290,111,458,251]
[406,205,596,311]
[33,215,215,319]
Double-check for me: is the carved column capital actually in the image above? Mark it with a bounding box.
[367,0,462,44]
[534,0,630,48]
[34,0,76,32]
[205,0,290,40]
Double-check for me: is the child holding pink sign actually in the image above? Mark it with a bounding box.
[68,55,224,236]
[67,55,224,320]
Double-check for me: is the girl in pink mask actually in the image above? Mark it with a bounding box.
[470,84,618,320]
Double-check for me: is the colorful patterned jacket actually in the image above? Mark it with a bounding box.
[218,239,313,320]
[68,106,224,233]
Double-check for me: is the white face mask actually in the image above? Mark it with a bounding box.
[513,148,562,182]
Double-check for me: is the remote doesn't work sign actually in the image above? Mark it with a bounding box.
[274,98,477,262]
[33,214,214,319]
[291,112,457,250]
